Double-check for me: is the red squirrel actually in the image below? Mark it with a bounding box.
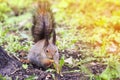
[27,37,59,70]
[27,0,60,74]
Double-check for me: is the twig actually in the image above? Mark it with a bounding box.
[10,68,22,75]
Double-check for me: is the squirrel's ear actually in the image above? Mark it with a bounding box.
[49,30,56,45]
[44,39,49,47]
[52,30,56,45]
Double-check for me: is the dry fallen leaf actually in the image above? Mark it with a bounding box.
[64,56,73,65]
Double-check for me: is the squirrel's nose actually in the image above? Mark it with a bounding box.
[47,54,53,59]
[48,56,53,59]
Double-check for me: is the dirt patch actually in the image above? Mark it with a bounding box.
[57,72,89,80]
[88,62,106,75]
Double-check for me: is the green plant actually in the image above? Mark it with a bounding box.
[100,55,120,80]
[0,11,33,54]
[52,55,65,74]
[59,55,65,71]
[0,75,6,80]
[25,75,38,80]
[22,64,28,69]
[0,2,11,21]
[79,65,94,80]
[56,27,78,50]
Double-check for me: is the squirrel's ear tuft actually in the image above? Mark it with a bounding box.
[49,30,56,45]
[44,39,49,47]
[53,30,56,45]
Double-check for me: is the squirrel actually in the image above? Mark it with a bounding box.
[27,0,60,74]
[27,36,60,73]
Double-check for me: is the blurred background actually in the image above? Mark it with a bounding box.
[0,0,120,80]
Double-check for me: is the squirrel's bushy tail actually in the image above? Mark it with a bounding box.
[32,0,56,46]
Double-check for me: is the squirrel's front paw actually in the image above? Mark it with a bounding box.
[42,59,54,67]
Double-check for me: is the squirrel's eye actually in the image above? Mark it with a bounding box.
[46,49,49,53]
